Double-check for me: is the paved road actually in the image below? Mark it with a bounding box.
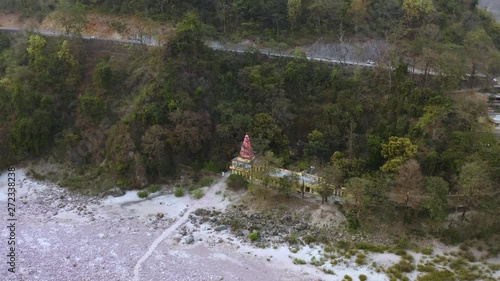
[0,26,412,72]
[0,26,490,79]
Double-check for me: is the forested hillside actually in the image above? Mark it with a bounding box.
[0,1,499,240]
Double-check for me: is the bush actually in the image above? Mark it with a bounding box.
[203,160,219,172]
[293,258,306,265]
[356,242,386,253]
[359,274,367,281]
[174,186,184,197]
[324,245,334,252]
[227,174,249,190]
[355,253,366,265]
[416,270,454,281]
[343,275,353,281]
[249,231,259,241]
[395,259,415,273]
[200,177,213,187]
[137,190,149,198]
[287,233,298,244]
[148,184,161,193]
[302,235,317,244]
[191,188,204,199]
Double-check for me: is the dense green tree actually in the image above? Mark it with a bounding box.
[287,0,301,30]
[93,61,112,89]
[250,113,288,156]
[424,176,449,221]
[303,130,328,161]
[279,173,299,197]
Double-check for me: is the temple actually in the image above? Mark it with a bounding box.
[229,133,255,176]
[229,134,343,196]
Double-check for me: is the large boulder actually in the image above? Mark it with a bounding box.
[103,187,125,197]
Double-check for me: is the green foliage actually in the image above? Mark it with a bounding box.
[416,270,454,281]
[137,190,149,198]
[355,242,386,253]
[9,110,52,155]
[191,188,204,199]
[342,275,353,281]
[293,258,306,265]
[355,253,366,265]
[287,233,298,244]
[303,130,328,161]
[358,274,367,281]
[79,94,105,120]
[227,174,249,190]
[278,174,298,196]
[93,61,112,89]
[248,231,259,241]
[148,184,161,193]
[381,137,418,172]
[174,186,185,197]
[424,177,449,221]
[203,160,219,173]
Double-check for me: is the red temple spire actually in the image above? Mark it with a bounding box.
[239,133,255,159]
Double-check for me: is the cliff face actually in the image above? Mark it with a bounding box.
[479,0,500,21]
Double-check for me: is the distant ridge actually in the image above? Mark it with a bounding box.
[479,0,500,21]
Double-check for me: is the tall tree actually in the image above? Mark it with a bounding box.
[395,159,424,209]
[424,176,449,221]
[345,177,371,219]
[457,161,493,221]
[287,0,302,30]
[54,0,88,36]
[303,130,329,162]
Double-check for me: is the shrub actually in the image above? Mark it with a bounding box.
[356,242,386,253]
[343,275,353,281]
[227,174,249,190]
[355,253,366,265]
[302,235,317,244]
[148,184,161,193]
[287,233,298,244]
[203,160,219,172]
[420,246,433,255]
[137,190,149,198]
[189,183,201,191]
[395,259,415,273]
[191,188,204,199]
[200,177,213,187]
[293,258,306,265]
[323,268,334,274]
[416,270,454,281]
[324,245,334,252]
[249,231,259,241]
[174,187,184,197]
[359,274,368,281]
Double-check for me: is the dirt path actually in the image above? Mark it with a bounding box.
[132,175,228,281]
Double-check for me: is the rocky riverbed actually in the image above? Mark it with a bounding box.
[1,168,499,281]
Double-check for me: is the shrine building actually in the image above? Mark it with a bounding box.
[229,134,343,196]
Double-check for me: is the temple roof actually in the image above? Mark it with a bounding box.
[239,133,255,160]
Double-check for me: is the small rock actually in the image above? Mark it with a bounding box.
[214,225,227,232]
[185,235,195,244]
